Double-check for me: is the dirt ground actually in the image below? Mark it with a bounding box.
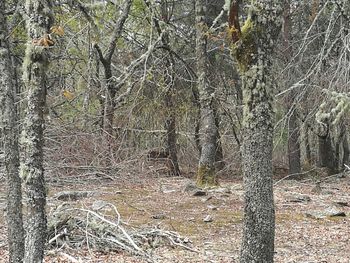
[0,171,349,263]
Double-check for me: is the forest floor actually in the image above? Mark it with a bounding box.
[0,168,349,263]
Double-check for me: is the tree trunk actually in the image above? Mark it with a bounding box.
[230,1,283,262]
[207,0,225,172]
[0,2,25,262]
[288,108,301,177]
[195,0,220,186]
[317,123,338,175]
[21,0,54,262]
[284,0,301,178]
[160,0,180,176]
[164,94,181,176]
[342,131,349,168]
[304,124,313,166]
[93,0,132,162]
[102,71,117,165]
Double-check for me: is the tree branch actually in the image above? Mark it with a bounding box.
[105,0,133,63]
[229,0,241,43]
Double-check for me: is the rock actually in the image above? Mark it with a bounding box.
[183,237,190,243]
[207,205,218,210]
[203,215,213,222]
[333,201,349,207]
[201,196,213,202]
[305,207,346,219]
[192,190,207,196]
[152,213,166,220]
[210,187,231,194]
[287,194,311,203]
[325,207,346,217]
[54,191,95,201]
[162,189,176,194]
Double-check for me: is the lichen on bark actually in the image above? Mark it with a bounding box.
[230,1,283,262]
[197,164,217,187]
[195,0,222,187]
[21,0,54,262]
[0,1,25,261]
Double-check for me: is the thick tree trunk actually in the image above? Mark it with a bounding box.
[21,1,54,262]
[318,134,337,174]
[0,2,25,262]
[195,0,220,186]
[317,123,338,175]
[230,1,283,262]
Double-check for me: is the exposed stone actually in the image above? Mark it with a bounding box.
[305,207,346,219]
[192,190,207,197]
[333,201,349,207]
[54,191,96,201]
[287,194,311,203]
[152,213,166,220]
[203,215,213,222]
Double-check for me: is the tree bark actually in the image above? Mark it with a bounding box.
[159,0,180,176]
[284,0,301,178]
[304,124,313,165]
[94,0,132,148]
[195,0,220,186]
[21,0,54,262]
[0,1,25,262]
[288,108,301,176]
[230,1,283,262]
[342,131,349,168]
[317,123,338,175]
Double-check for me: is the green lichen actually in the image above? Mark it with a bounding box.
[19,164,29,182]
[196,164,218,187]
[231,17,259,73]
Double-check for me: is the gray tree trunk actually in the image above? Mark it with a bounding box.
[284,0,301,178]
[288,107,301,177]
[317,123,338,175]
[230,1,283,262]
[195,0,220,186]
[94,0,132,154]
[342,132,349,168]
[21,0,54,262]
[159,0,180,176]
[0,1,25,262]
[304,124,313,165]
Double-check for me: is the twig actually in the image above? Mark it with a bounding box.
[48,230,67,245]
[274,168,317,186]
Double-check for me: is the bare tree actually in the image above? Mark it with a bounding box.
[229,0,283,262]
[93,0,133,149]
[21,0,54,261]
[0,1,25,262]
